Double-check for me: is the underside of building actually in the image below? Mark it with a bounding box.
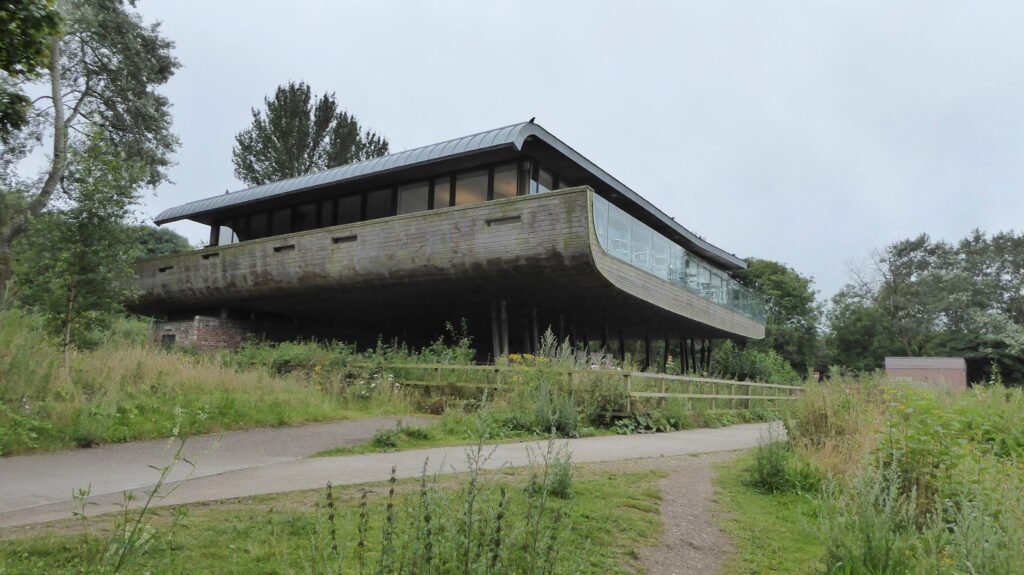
[134,122,765,365]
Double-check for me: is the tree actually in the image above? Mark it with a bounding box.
[734,258,822,373]
[133,224,190,257]
[12,130,144,369]
[0,0,179,282]
[829,230,1024,383]
[232,81,389,186]
[0,0,62,136]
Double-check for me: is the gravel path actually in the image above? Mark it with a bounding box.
[641,452,737,575]
[0,422,769,530]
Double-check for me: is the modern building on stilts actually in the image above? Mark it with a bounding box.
[133,121,765,369]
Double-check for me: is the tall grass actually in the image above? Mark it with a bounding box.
[0,309,416,455]
[755,375,1024,574]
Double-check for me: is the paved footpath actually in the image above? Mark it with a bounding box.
[0,420,769,529]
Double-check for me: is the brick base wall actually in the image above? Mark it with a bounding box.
[151,316,252,351]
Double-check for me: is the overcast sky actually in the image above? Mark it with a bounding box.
[135,1,1024,299]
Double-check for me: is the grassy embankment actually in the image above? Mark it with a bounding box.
[715,374,1024,574]
[0,310,422,456]
[2,309,784,457]
[0,445,667,574]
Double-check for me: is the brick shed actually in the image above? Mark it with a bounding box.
[885,357,968,391]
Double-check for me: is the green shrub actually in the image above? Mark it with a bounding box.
[711,340,802,385]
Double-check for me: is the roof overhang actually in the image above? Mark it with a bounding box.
[155,122,747,270]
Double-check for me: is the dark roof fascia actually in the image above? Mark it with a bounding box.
[155,121,746,270]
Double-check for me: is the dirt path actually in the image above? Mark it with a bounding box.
[641,452,737,575]
[0,422,769,530]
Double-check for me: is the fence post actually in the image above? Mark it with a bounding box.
[624,373,632,415]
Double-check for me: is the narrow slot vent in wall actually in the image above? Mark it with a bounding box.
[273,244,296,253]
[332,235,357,244]
[485,215,522,227]
[201,252,220,260]
[158,266,174,273]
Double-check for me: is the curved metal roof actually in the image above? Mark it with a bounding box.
[155,121,746,269]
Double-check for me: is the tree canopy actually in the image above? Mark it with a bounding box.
[0,0,178,281]
[734,258,822,374]
[827,231,1024,383]
[12,129,144,362]
[133,224,191,257]
[232,81,389,187]
[0,0,62,136]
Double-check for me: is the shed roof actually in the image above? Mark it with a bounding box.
[885,357,967,370]
[155,121,746,269]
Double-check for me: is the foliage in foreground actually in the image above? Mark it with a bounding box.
[727,377,1024,574]
[0,309,416,455]
[0,444,664,574]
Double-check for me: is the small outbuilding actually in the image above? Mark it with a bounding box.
[884,357,968,391]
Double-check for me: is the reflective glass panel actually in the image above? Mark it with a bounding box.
[248,212,269,239]
[365,189,392,220]
[493,163,517,199]
[607,205,631,261]
[593,195,609,248]
[538,167,554,194]
[295,203,317,232]
[652,235,671,280]
[336,194,361,224]
[630,220,652,272]
[397,182,429,214]
[271,208,292,235]
[454,169,487,206]
[432,176,451,209]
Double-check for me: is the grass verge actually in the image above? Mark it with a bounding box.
[713,451,824,575]
[0,461,666,574]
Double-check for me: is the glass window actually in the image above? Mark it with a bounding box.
[537,167,554,194]
[365,189,392,220]
[217,221,238,245]
[593,195,609,249]
[319,200,335,227]
[556,175,574,190]
[669,244,684,286]
[630,220,652,272]
[432,176,451,209]
[652,235,671,280]
[397,181,429,215]
[521,160,536,195]
[607,204,632,262]
[454,169,487,206]
[248,212,269,239]
[295,203,317,232]
[336,194,361,224]
[492,163,517,199]
[271,208,292,236]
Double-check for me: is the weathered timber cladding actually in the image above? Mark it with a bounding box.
[133,188,763,341]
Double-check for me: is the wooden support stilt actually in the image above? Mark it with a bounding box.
[644,330,652,371]
[531,307,539,354]
[689,339,697,374]
[661,332,670,373]
[490,301,500,361]
[705,339,713,372]
[522,314,530,355]
[499,300,509,356]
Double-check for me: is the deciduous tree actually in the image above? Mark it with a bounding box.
[0,0,62,136]
[12,130,144,369]
[0,0,178,282]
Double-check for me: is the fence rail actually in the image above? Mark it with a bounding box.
[363,363,803,412]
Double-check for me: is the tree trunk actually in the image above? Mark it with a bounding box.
[62,283,76,377]
[0,35,67,282]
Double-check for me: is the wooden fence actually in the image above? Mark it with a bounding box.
[371,363,803,413]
